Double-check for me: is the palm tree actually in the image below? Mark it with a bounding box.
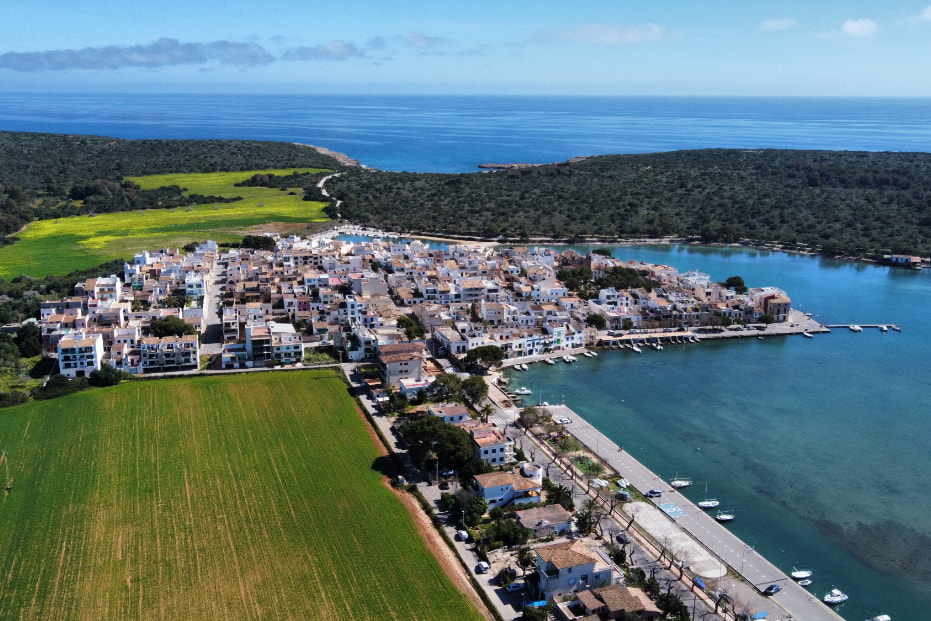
[479,404,494,423]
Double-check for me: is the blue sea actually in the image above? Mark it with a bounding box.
[2,93,930,620]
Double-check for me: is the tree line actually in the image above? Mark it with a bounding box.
[0,131,345,243]
[326,148,931,257]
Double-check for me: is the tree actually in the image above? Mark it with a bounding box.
[399,415,473,470]
[241,234,276,251]
[591,247,613,257]
[575,498,603,536]
[479,404,494,424]
[396,314,426,341]
[13,323,42,358]
[517,546,535,576]
[546,483,574,512]
[759,314,774,324]
[426,372,462,402]
[88,365,128,387]
[150,316,196,338]
[462,375,489,404]
[518,405,543,430]
[585,313,606,330]
[722,275,748,294]
[464,345,504,371]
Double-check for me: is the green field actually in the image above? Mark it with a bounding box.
[0,370,483,620]
[0,169,332,280]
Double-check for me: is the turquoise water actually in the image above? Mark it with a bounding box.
[508,245,931,621]
[3,93,930,619]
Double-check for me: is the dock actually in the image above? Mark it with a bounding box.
[514,402,844,621]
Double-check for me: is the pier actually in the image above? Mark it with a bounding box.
[488,390,845,621]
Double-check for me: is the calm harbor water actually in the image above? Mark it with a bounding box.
[2,93,930,619]
[506,245,931,621]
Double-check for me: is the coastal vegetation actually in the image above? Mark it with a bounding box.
[0,130,344,256]
[0,369,483,620]
[327,148,931,257]
[0,168,331,279]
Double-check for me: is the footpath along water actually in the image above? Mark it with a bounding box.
[505,244,931,621]
[540,403,842,621]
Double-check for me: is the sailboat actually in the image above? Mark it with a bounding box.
[697,483,719,509]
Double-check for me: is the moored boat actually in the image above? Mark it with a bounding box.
[670,476,691,489]
[545,358,556,365]
[802,331,814,338]
[513,387,532,395]
[850,325,863,332]
[798,579,812,587]
[583,351,594,358]
[867,615,891,621]
[631,345,642,353]
[697,498,720,509]
[791,567,813,580]
[823,588,848,605]
[715,510,735,523]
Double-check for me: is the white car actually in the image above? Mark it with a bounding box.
[476,561,490,574]
[455,530,469,542]
[557,417,572,425]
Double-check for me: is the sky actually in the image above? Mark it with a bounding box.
[2,1,931,96]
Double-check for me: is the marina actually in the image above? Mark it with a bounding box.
[524,402,844,621]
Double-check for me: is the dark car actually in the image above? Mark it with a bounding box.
[645,489,663,498]
[439,481,450,490]
[763,584,782,596]
[616,531,633,544]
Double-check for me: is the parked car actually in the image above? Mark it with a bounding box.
[557,417,572,425]
[763,584,782,596]
[645,489,663,498]
[456,530,470,542]
[506,581,524,592]
[439,480,450,490]
[476,561,490,574]
[616,531,633,544]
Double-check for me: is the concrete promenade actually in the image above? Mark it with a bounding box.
[539,403,843,621]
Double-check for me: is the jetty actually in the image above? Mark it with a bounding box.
[521,402,844,621]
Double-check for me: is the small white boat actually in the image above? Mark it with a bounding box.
[849,325,863,332]
[802,331,814,338]
[823,588,848,605]
[670,477,691,489]
[693,336,701,343]
[715,510,735,523]
[880,325,888,332]
[631,345,642,354]
[513,387,532,395]
[517,363,528,371]
[798,579,812,587]
[563,355,572,363]
[589,350,598,356]
[698,498,720,509]
[867,615,891,621]
[583,351,594,358]
[791,567,813,581]
[545,358,556,365]
[567,355,577,362]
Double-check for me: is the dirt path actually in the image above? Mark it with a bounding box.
[356,404,494,620]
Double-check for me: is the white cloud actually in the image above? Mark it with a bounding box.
[537,23,673,46]
[759,18,798,32]
[0,38,273,72]
[283,41,364,61]
[922,6,931,22]
[842,18,877,38]
[404,32,445,49]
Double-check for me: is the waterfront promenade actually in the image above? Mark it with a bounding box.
[530,402,844,621]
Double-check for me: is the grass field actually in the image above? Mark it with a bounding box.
[0,169,332,280]
[0,369,484,620]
